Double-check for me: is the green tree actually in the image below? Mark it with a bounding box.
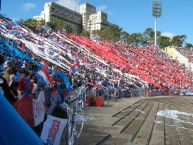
[39,20,45,26]
[171,35,187,47]
[24,19,45,27]
[46,22,56,30]
[143,28,161,45]
[80,31,90,37]
[92,30,101,37]
[143,28,154,42]
[185,43,193,49]
[158,36,171,48]
[55,20,65,31]
[92,24,122,42]
[120,31,129,44]
[64,24,73,33]
[128,33,144,46]
[24,19,39,26]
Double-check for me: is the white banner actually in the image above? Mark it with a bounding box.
[33,99,45,126]
[41,115,67,145]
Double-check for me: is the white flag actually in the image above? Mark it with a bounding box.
[41,115,67,145]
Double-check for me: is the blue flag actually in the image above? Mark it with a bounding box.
[53,71,71,90]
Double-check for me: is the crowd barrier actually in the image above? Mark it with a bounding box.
[146,88,171,97]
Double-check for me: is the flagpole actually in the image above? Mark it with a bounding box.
[75,0,76,12]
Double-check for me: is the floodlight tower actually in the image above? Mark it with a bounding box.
[152,0,162,47]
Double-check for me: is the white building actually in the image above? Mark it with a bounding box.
[80,3,108,32]
[33,2,82,34]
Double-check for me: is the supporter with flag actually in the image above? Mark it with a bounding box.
[37,60,55,87]
[70,61,80,73]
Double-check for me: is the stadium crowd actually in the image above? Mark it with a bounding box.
[0,14,193,135]
[176,47,193,63]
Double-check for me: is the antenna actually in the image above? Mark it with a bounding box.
[152,0,162,47]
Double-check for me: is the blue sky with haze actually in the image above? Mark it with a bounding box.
[1,0,193,43]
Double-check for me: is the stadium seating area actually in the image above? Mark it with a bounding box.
[176,47,193,63]
[0,14,193,100]
[1,14,193,135]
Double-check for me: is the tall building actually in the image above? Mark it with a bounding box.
[33,2,82,34]
[80,3,108,32]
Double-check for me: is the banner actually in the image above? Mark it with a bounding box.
[14,97,34,127]
[41,115,67,145]
[15,97,45,127]
[33,99,45,126]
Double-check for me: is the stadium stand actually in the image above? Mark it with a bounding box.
[0,14,193,135]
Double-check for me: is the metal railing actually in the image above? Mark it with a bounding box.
[60,85,88,145]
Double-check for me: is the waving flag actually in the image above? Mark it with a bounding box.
[70,62,80,73]
[37,60,55,87]
[53,71,71,90]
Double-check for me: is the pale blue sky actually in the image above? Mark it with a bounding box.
[1,0,193,43]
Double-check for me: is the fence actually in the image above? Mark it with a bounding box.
[146,88,171,97]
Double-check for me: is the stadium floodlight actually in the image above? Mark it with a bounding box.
[152,0,162,47]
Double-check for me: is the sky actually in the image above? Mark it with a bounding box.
[1,0,193,43]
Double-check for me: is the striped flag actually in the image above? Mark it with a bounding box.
[37,60,55,87]
[70,61,80,73]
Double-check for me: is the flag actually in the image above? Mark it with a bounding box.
[37,60,55,87]
[14,97,45,127]
[70,62,80,73]
[52,71,71,90]
[41,59,48,69]
[41,115,67,145]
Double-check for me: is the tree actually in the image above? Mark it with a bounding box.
[46,22,56,30]
[80,31,90,37]
[92,30,101,37]
[24,19,39,26]
[120,31,129,44]
[143,28,154,42]
[128,33,144,46]
[64,24,73,33]
[185,43,193,49]
[143,28,161,45]
[92,24,122,42]
[158,36,171,48]
[55,20,65,31]
[39,20,45,26]
[171,35,187,47]
[24,19,45,27]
